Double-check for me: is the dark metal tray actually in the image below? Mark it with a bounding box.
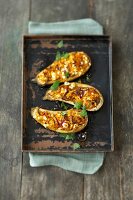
[22,35,113,152]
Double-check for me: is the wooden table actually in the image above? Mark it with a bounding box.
[0,0,132,199]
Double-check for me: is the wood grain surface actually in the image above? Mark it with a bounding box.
[0,0,132,200]
[84,0,133,200]
[0,0,29,200]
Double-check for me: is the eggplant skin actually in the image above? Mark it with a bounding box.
[44,82,104,111]
[31,107,88,134]
[33,52,91,86]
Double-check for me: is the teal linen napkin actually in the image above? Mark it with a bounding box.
[29,19,105,174]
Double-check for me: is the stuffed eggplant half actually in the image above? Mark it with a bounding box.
[44,82,104,111]
[32,52,91,86]
[31,107,88,133]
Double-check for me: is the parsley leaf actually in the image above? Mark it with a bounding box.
[64,71,70,78]
[61,102,68,110]
[86,74,91,83]
[59,133,75,140]
[55,51,69,61]
[74,102,83,109]
[57,40,63,48]
[55,51,61,61]
[80,106,88,117]
[61,111,67,116]
[77,79,82,83]
[50,80,60,91]
[72,143,80,150]
[62,52,69,59]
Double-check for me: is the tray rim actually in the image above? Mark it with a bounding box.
[21,34,113,153]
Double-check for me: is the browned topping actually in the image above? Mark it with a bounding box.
[35,52,91,85]
[46,83,101,110]
[31,107,88,133]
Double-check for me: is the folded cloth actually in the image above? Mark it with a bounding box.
[29,18,105,174]
[29,19,103,35]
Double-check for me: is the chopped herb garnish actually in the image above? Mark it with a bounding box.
[50,80,60,91]
[55,51,61,61]
[61,102,68,110]
[80,106,88,117]
[55,51,69,61]
[86,74,91,83]
[59,133,75,140]
[78,79,82,83]
[62,52,69,59]
[57,40,63,48]
[64,71,70,78]
[72,143,80,150]
[74,102,83,109]
[61,111,67,116]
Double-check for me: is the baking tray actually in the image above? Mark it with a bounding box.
[22,35,113,152]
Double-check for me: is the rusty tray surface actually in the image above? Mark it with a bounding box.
[22,35,113,152]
